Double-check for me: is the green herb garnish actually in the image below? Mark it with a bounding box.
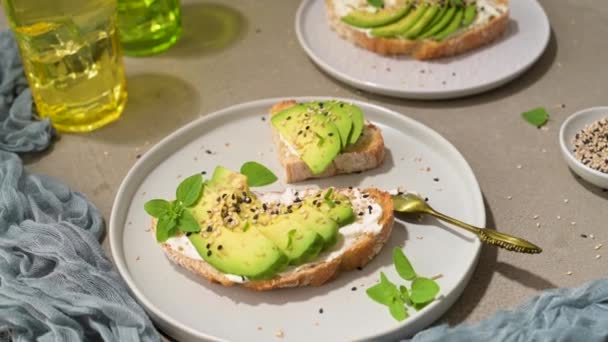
[450,0,464,7]
[144,174,204,242]
[287,229,297,249]
[393,248,416,280]
[522,107,549,128]
[367,0,384,8]
[366,248,440,322]
[410,277,440,304]
[240,161,278,187]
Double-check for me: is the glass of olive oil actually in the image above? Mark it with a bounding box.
[1,0,127,133]
[117,0,181,56]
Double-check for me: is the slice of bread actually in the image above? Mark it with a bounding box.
[154,188,394,291]
[325,0,510,60]
[270,100,386,183]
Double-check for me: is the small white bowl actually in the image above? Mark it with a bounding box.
[559,106,608,189]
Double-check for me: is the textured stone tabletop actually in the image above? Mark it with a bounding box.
[2,0,607,339]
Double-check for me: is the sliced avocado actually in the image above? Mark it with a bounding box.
[255,215,324,265]
[309,101,353,149]
[306,189,355,226]
[462,4,477,27]
[341,4,411,28]
[272,108,341,174]
[402,5,441,39]
[188,168,289,279]
[419,6,456,39]
[329,102,364,145]
[189,227,288,279]
[295,205,339,249]
[371,3,429,38]
[419,5,447,35]
[434,7,464,40]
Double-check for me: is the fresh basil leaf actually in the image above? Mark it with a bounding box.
[399,285,412,306]
[156,214,177,242]
[178,209,201,233]
[366,272,399,305]
[388,297,408,321]
[144,199,170,218]
[522,107,549,128]
[393,248,416,280]
[240,162,278,187]
[367,0,384,8]
[176,174,204,207]
[410,277,440,304]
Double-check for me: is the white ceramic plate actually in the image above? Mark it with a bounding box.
[110,98,485,341]
[295,0,550,99]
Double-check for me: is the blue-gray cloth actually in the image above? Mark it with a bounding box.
[0,30,159,341]
[1,29,607,342]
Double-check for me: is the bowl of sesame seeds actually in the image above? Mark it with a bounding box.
[559,106,608,189]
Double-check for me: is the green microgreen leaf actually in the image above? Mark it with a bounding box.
[399,285,412,306]
[242,221,250,232]
[522,107,550,128]
[176,174,204,207]
[324,188,334,200]
[315,132,325,147]
[178,209,201,233]
[240,161,278,187]
[367,0,384,8]
[393,247,416,280]
[156,214,177,242]
[286,229,297,250]
[366,272,399,305]
[410,277,440,304]
[388,297,408,321]
[144,199,171,218]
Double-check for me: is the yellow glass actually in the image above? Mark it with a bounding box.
[1,0,127,133]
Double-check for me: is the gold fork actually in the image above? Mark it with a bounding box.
[392,193,542,254]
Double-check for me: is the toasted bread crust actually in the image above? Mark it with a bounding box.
[154,189,394,291]
[270,100,386,183]
[325,0,510,60]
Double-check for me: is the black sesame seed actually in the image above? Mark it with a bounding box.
[227,218,233,223]
[298,130,303,135]
[207,250,212,256]
[205,150,213,154]
[362,194,369,198]
[356,267,363,271]
[201,171,207,175]
[433,177,440,182]
[351,287,357,291]
[217,245,223,250]
[368,205,373,214]
[253,214,259,220]
[425,197,429,202]
[231,194,235,200]
[306,125,310,130]
[580,234,588,238]
[261,116,266,121]
[319,308,324,314]
[294,197,302,203]
[206,243,211,248]
[136,154,141,159]
[328,132,334,137]
[263,203,268,211]
[186,232,192,236]
[358,212,364,216]
[286,116,291,120]
[348,186,353,190]
[340,103,344,108]
[222,193,227,199]
[207,226,213,232]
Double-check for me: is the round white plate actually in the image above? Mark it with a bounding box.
[295,0,550,99]
[110,98,485,341]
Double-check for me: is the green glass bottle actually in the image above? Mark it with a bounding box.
[117,0,181,56]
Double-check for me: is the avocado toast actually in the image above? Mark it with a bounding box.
[147,166,394,291]
[326,0,509,60]
[270,100,386,183]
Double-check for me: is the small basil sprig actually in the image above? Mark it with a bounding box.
[240,161,278,187]
[144,174,204,242]
[366,248,440,321]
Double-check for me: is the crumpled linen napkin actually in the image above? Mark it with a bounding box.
[0,30,159,342]
[408,278,608,342]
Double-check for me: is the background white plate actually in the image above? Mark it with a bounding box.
[295,0,551,99]
[110,98,485,341]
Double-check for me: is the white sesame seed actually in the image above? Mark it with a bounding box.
[570,221,576,226]
[590,234,595,239]
[507,196,513,200]
[566,271,573,276]
[533,215,539,220]
[596,255,602,259]
[536,222,541,228]
[516,164,523,169]
[541,148,547,153]
[557,215,561,220]
[594,244,603,250]
[103,151,109,156]
[564,199,569,203]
